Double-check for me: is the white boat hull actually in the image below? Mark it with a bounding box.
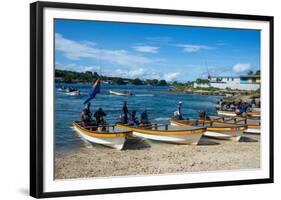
[66,91,80,96]
[244,128,261,134]
[170,122,179,126]
[204,131,242,141]
[109,90,132,96]
[73,126,126,150]
[171,121,243,141]
[217,110,237,117]
[132,131,203,145]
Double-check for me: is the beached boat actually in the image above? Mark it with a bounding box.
[109,90,134,96]
[217,110,260,117]
[58,87,80,96]
[73,121,132,150]
[209,116,261,134]
[116,123,206,144]
[170,118,247,141]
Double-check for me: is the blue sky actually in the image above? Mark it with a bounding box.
[55,19,260,82]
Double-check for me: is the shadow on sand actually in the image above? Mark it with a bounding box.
[123,137,151,150]
[197,137,220,146]
[239,136,258,142]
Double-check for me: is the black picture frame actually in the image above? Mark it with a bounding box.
[30,1,274,198]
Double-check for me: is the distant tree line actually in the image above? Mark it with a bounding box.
[55,69,168,86]
[247,70,260,75]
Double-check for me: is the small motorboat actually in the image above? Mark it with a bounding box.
[66,90,80,96]
[209,116,260,134]
[116,123,206,145]
[58,87,80,96]
[73,121,132,150]
[109,90,134,96]
[170,118,247,141]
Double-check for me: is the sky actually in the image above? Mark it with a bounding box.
[55,19,260,82]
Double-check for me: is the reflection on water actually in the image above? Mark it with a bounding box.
[55,83,221,151]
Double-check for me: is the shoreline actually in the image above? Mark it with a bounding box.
[55,133,260,179]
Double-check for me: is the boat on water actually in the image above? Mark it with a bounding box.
[116,123,206,145]
[217,109,260,118]
[209,116,261,134]
[170,118,247,141]
[58,87,80,96]
[109,90,134,96]
[73,121,132,150]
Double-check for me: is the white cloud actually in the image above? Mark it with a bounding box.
[133,45,159,53]
[55,33,158,67]
[145,36,173,43]
[163,72,179,81]
[107,67,179,81]
[55,63,100,73]
[177,44,213,53]
[232,63,251,73]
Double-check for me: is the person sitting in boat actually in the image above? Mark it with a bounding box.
[140,110,150,125]
[128,110,139,126]
[239,101,249,117]
[215,101,221,110]
[94,108,107,126]
[198,110,210,120]
[81,102,92,127]
[251,98,256,109]
[120,101,129,124]
[230,102,235,111]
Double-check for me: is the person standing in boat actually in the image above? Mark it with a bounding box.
[120,101,129,124]
[94,108,107,126]
[81,102,92,127]
[174,101,183,120]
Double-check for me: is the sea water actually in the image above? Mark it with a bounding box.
[55,83,221,151]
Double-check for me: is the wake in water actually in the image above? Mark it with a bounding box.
[135,94,154,97]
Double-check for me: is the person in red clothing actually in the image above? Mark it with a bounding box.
[81,102,92,127]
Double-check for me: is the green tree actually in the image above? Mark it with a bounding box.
[115,78,126,85]
[132,78,143,85]
[158,80,167,86]
[248,70,254,75]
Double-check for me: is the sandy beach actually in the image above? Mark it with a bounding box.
[55,133,260,179]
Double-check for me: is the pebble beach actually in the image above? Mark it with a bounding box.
[55,133,260,179]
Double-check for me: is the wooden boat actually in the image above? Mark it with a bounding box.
[170,118,247,141]
[217,110,260,118]
[209,116,261,134]
[109,90,133,96]
[116,123,206,145]
[73,121,132,150]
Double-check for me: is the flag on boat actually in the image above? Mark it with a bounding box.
[83,78,101,104]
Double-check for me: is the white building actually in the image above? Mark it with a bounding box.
[194,75,260,91]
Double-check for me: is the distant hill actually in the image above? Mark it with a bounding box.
[55,69,168,86]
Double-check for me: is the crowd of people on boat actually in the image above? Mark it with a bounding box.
[80,97,260,130]
[216,98,259,116]
[81,102,107,130]
[81,101,150,129]
[119,101,150,126]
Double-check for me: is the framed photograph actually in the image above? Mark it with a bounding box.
[30,1,274,198]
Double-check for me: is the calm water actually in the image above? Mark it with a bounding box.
[55,83,221,151]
